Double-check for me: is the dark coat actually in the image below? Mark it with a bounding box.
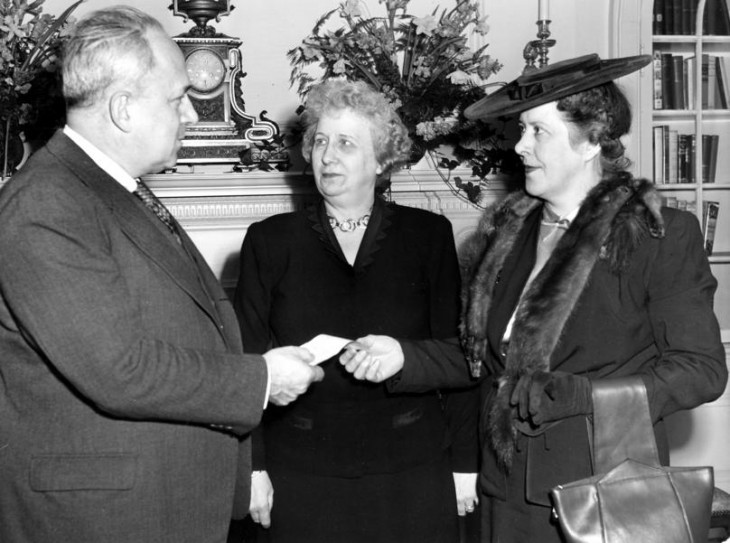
[397,174,726,507]
[0,131,268,543]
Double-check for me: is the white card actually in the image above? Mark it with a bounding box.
[300,334,352,365]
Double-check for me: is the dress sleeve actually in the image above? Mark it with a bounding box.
[398,214,479,471]
[641,209,727,420]
[234,222,275,354]
[397,216,476,389]
[233,222,274,469]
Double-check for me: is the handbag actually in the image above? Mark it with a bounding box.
[550,376,714,543]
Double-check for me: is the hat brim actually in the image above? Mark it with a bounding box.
[464,53,652,121]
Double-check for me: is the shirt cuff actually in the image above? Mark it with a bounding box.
[263,366,271,408]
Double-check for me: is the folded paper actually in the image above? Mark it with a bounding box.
[300,334,352,365]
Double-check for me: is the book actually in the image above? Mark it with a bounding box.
[701,54,718,109]
[718,56,730,108]
[672,0,683,35]
[653,125,667,183]
[701,133,719,183]
[654,0,665,35]
[653,51,664,109]
[662,53,675,109]
[704,0,730,35]
[651,0,664,36]
[685,56,696,109]
[681,0,695,36]
[672,55,686,108]
[708,134,719,183]
[666,128,679,183]
[677,133,690,183]
[662,0,674,35]
[687,133,696,183]
[702,201,720,256]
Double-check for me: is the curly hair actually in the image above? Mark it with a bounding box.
[300,79,412,177]
[556,81,632,174]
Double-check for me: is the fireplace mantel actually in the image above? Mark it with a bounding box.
[144,168,505,289]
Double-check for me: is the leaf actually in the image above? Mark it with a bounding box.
[20,0,83,71]
[312,7,338,35]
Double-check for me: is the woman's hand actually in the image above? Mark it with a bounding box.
[249,470,274,528]
[453,472,479,516]
[510,370,592,425]
[339,335,404,382]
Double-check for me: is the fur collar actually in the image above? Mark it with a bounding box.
[461,173,664,469]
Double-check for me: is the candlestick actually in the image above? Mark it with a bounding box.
[523,19,556,73]
[538,0,549,21]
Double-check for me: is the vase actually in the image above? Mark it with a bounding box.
[1,129,33,178]
[1,121,25,179]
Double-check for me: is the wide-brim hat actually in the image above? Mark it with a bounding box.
[464,53,652,121]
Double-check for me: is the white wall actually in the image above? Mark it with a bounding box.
[59,0,611,131]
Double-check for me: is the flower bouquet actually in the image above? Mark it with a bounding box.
[1,0,83,179]
[287,0,521,206]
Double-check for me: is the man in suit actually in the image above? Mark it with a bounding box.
[0,6,323,543]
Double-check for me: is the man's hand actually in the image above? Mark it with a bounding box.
[339,335,404,383]
[249,471,274,528]
[264,346,323,406]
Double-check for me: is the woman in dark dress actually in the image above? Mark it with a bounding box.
[233,79,478,543]
[340,54,728,542]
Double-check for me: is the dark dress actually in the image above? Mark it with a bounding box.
[234,198,478,543]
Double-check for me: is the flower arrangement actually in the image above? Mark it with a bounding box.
[287,0,521,206]
[1,0,83,179]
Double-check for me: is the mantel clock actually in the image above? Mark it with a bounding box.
[169,0,283,165]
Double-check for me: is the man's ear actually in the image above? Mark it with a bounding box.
[109,91,133,133]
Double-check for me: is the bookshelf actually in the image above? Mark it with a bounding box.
[650,0,730,340]
[615,0,730,340]
[612,0,730,491]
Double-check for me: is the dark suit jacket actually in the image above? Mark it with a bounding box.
[0,131,268,543]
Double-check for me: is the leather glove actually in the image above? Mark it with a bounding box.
[510,370,592,425]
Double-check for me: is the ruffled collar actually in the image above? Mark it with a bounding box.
[309,196,392,271]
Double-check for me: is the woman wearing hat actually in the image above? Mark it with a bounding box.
[340,54,727,541]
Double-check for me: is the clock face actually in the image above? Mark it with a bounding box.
[186,49,226,93]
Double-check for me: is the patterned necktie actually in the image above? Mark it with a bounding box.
[134,179,182,244]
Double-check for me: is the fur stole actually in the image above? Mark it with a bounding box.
[460,173,664,470]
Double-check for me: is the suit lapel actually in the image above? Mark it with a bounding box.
[46,132,226,336]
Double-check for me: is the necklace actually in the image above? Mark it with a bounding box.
[327,211,371,233]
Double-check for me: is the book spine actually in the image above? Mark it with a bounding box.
[685,56,696,109]
[702,134,712,182]
[654,0,665,34]
[662,53,675,109]
[702,201,720,256]
[708,134,719,183]
[654,51,664,109]
[672,55,686,108]
[677,133,689,183]
[673,0,683,35]
[667,129,679,183]
[653,125,667,183]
